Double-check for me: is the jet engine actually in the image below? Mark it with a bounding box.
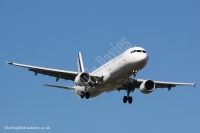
[140,80,155,94]
[74,72,91,86]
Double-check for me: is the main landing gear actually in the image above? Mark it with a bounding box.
[122,70,138,104]
[81,91,90,99]
[123,90,133,104]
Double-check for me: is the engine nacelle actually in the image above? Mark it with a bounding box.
[75,72,91,86]
[140,80,155,94]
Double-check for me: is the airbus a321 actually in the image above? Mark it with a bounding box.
[7,47,195,104]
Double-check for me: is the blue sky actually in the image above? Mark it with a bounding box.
[1,0,200,132]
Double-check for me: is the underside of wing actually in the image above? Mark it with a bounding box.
[118,78,195,91]
[137,79,196,89]
[7,62,78,81]
[7,62,102,82]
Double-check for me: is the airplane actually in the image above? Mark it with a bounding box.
[7,47,196,104]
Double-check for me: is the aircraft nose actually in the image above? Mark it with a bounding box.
[135,53,148,70]
[140,53,148,64]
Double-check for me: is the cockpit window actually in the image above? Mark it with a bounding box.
[131,50,146,54]
[131,50,136,53]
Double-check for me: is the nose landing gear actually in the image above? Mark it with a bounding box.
[133,70,138,79]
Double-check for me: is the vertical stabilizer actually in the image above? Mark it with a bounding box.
[77,52,85,73]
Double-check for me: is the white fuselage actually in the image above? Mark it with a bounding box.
[87,47,148,98]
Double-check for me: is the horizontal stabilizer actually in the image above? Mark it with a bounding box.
[43,84,74,90]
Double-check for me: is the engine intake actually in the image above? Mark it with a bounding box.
[140,80,155,94]
[80,73,90,83]
[75,72,91,86]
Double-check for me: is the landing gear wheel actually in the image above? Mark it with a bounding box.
[85,92,90,99]
[128,96,133,104]
[80,91,85,98]
[81,95,84,98]
[123,96,128,103]
[123,88,133,104]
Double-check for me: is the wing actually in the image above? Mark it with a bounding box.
[7,62,77,81]
[118,78,196,91]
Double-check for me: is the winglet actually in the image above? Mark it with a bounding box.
[194,83,196,88]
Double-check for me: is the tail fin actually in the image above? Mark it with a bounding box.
[77,52,85,73]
